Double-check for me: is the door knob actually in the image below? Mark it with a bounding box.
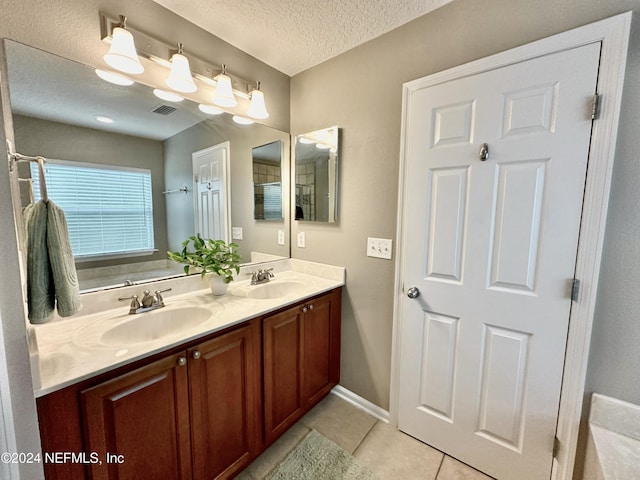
[407,287,420,299]
[479,143,489,161]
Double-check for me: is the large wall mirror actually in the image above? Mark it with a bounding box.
[4,39,290,292]
[294,126,339,223]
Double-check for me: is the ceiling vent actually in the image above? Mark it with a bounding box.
[151,104,177,116]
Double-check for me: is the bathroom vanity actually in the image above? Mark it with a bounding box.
[34,263,343,480]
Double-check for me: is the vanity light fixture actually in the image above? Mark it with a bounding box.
[212,65,238,108]
[99,14,271,120]
[198,104,223,115]
[103,15,144,75]
[246,81,269,119]
[153,89,184,102]
[166,43,197,93]
[232,115,254,125]
[95,69,134,86]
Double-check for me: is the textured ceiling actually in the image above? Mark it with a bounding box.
[152,0,454,75]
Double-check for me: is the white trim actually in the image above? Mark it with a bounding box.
[389,12,631,480]
[331,385,390,423]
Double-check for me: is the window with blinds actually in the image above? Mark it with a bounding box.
[263,182,283,220]
[254,182,282,220]
[30,160,155,260]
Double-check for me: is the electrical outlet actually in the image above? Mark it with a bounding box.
[278,229,285,245]
[232,227,243,240]
[297,231,306,248]
[367,237,392,259]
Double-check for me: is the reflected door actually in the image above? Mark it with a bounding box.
[398,43,600,479]
[192,142,230,242]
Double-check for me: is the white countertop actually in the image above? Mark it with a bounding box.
[585,393,640,479]
[32,260,345,397]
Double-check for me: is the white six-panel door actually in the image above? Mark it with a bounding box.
[398,43,601,480]
[192,142,230,242]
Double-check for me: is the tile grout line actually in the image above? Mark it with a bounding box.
[351,419,379,456]
[434,454,445,479]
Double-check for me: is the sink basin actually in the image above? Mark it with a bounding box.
[233,280,308,300]
[100,306,212,346]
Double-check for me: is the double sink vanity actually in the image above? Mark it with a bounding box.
[2,35,344,480]
[33,259,344,480]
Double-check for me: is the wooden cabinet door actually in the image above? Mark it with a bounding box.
[263,288,342,445]
[188,320,261,480]
[81,352,192,480]
[263,305,304,445]
[302,289,341,408]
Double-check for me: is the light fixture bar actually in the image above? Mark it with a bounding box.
[100,13,252,99]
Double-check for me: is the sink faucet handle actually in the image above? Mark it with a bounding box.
[246,271,259,284]
[265,268,275,278]
[118,294,140,314]
[154,288,172,307]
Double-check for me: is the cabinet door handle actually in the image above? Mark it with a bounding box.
[308,304,314,310]
[177,356,187,367]
[302,306,308,313]
[192,350,201,360]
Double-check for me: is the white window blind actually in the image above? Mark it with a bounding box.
[30,160,155,259]
[263,182,282,220]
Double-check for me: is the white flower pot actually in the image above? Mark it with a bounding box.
[209,275,228,296]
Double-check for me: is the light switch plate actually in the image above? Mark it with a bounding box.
[232,227,243,240]
[367,237,392,259]
[278,229,285,245]
[297,231,306,248]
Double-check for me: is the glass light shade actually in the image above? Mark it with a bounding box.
[298,136,315,144]
[232,115,254,125]
[166,53,197,93]
[212,73,237,107]
[94,116,114,124]
[316,143,331,150]
[95,69,134,86]
[103,27,144,75]
[153,89,184,102]
[198,104,223,115]
[246,89,269,119]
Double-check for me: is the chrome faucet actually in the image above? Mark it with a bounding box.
[248,268,275,285]
[118,288,172,314]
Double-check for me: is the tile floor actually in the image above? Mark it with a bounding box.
[238,393,494,479]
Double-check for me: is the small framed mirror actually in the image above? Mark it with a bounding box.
[294,126,339,223]
[252,140,283,221]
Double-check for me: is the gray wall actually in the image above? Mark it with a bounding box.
[290,0,640,415]
[12,115,167,269]
[164,118,290,262]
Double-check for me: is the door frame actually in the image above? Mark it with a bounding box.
[389,12,631,480]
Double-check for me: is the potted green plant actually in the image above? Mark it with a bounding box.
[168,234,241,295]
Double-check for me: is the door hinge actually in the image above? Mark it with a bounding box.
[591,93,600,120]
[553,436,560,458]
[571,279,580,302]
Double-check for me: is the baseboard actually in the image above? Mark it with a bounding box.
[331,385,390,423]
